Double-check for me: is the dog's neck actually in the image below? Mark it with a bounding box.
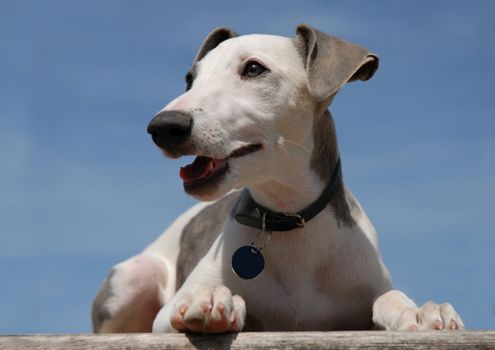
[246,109,353,226]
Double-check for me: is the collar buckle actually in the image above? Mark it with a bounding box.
[284,213,305,228]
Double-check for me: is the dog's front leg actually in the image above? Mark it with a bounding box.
[372,290,465,331]
[152,235,246,333]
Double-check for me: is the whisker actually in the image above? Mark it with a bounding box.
[279,138,311,155]
[279,143,292,160]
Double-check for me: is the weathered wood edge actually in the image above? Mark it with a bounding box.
[1,331,494,350]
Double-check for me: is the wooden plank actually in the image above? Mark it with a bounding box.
[1,331,494,350]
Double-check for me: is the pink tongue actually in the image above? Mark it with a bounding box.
[179,156,225,183]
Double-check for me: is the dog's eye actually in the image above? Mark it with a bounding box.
[242,61,267,78]
[185,72,193,91]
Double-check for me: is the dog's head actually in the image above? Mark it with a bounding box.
[148,25,378,201]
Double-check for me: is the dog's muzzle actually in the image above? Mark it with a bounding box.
[147,110,193,154]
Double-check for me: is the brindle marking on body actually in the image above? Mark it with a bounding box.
[310,109,354,226]
[91,268,116,332]
[244,312,266,332]
[175,191,240,290]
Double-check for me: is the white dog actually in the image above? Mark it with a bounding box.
[92,24,464,333]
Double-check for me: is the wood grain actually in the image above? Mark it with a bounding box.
[1,331,494,350]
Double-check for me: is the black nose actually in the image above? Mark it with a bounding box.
[147,110,193,152]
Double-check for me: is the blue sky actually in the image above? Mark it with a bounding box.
[0,0,494,333]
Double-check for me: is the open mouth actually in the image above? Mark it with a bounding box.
[179,144,262,191]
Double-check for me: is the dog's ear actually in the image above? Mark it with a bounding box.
[295,24,379,101]
[194,27,238,63]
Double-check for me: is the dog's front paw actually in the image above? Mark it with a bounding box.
[170,285,246,333]
[393,301,465,331]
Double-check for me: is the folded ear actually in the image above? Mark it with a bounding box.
[295,24,379,101]
[194,27,238,63]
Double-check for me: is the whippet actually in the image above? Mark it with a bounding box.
[92,24,464,333]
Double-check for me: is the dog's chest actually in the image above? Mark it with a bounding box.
[243,273,337,330]
[234,258,375,331]
[228,222,377,331]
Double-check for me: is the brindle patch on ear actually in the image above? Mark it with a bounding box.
[295,24,379,101]
[194,27,238,63]
[310,110,354,226]
[175,191,240,290]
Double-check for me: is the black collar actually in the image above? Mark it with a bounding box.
[233,158,342,232]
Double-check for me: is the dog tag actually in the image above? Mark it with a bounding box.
[231,245,265,279]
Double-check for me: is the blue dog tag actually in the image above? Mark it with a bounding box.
[231,245,265,279]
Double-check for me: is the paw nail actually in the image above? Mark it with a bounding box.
[433,320,444,330]
[171,314,186,331]
[200,302,211,313]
